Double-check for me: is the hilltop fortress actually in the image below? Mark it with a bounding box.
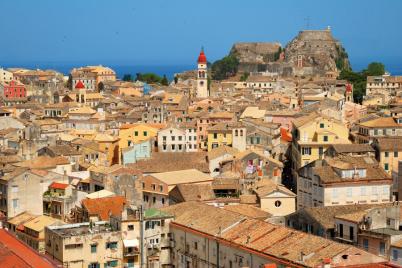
[230,27,350,76]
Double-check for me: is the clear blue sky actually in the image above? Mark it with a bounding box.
[1,0,402,71]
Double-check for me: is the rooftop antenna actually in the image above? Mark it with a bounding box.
[304,17,311,30]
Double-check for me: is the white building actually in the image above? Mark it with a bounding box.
[158,126,187,152]
[297,155,392,210]
[0,68,14,83]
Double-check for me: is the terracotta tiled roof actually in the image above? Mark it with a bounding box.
[128,152,209,173]
[223,204,271,219]
[360,117,401,128]
[161,202,387,267]
[0,229,59,268]
[49,182,68,190]
[81,196,126,221]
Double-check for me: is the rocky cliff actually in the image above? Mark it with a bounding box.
[229,28,350,76]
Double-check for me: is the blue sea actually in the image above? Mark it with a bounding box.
[1,60,402,78]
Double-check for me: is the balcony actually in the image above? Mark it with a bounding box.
[160,238,175,248]
[123,247,140,257]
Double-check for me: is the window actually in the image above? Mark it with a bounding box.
[171,136,175,141]
[332,188,338,199]
[178,136,182,141]
[346,188,352,198]
[372,186,378,196]
[213,133,218,139]
[134,131,138,136]
[360,187,367,196]
[393,249,398,261]
[163,145,167,151]
[318,147,323,156]
[385,152,389,158]
[89,263,100,268]
[153,197,156,203]
[162,198,165,205]
[379,242,385,256]
[383,186,389,196]
[323,135,328,142]
[106,260,118,267]
[274,200,282,207]
[385,163,389,171]
[349,226,354,241]
[106,242,118,249]
[178,144,182,150]
[339,224,343,238]
[395,151,399,157]
[194,242,198,250]
[152,184,156,190]
[159,185,163,192]
[12,199,19,209]
[91,244,97,253]
[302,147,312,155]
[363,239,369,251]
[320,123,324,128]
[163,136,167,141]
[171,145,175,150]
[128,225,134,231]
[143,131,148,136]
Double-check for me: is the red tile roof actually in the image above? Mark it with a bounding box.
[280,127,292,142]
[75,80,85,89]
[49,182,68,190]
[0,229,58,268]
[82,196,126,221]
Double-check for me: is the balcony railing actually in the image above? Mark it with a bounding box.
[124,247,140,257]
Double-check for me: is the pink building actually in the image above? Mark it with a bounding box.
[2,80,26,99]
[344,102,367,126]
[265,110,299,131]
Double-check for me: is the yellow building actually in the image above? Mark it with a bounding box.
[207,124,233,152]
[373,137,402,174]
[16,215,61,253]
[119,123,164,152]
[45,222,123,268]
[207,123,246,152]
[291,113,350,174]
[93,133,120,166]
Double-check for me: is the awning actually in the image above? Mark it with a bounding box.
[123,239,139,248]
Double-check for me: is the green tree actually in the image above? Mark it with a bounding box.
[98,82,104,92]
[240,72,250,82]
[135,73,142,81]
[66,74,72,89]
[338,62,386,104]
[161,74,169,86]
[136,72,163,84]
[122,74,132,81]
[364,62,385,76]
[211,55,239,80]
